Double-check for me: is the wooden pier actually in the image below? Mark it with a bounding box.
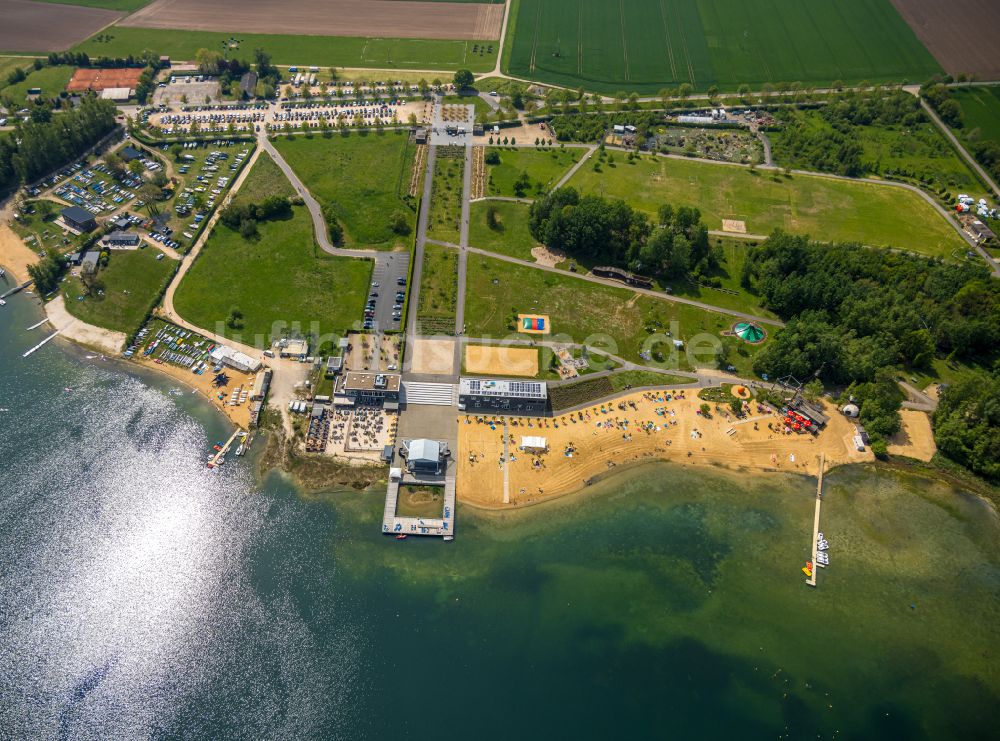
[22,330,61,358]
[806,453,825,587]
[207,427,245,468]
[382,476,456,539]
[1,280,32,301]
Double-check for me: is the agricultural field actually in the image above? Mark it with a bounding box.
[505,0,941,94]
[62,248,175,335]
[173,205,371,343]
[468,200,538,260]
[416,242,459,334]
[567,155,965,258]
[120,0,503,41]
[427,146,465,244]
[30,0,151,11]
[273,131,415,249]
[0,64,75,101]
[889,0,1000,81]
[484,146,582,197]
[464,253,765,376]
[1,0,123,54]
[770,108,989,202]
[73,29,498,71]
[950,86,1000,155]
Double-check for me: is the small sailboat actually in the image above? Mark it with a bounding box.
[395,534,408,540]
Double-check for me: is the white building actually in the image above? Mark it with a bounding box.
[210,345,261,373]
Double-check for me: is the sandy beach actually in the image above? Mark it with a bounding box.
[130,353,254,429]
[45,296,127,355]
[0,222,38,284]
[457,391,878,508]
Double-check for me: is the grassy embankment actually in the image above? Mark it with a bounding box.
[273,131,415,250]
[567,155,965,258]
[173,154,371,343]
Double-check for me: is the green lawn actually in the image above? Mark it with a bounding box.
[567,155,965,257]
[173,205,372,343]
[952,86,1000,146]
[505,0,940,94]
[469,200,538,260]
[771,108,989,202]
[74,28,498,71]
[231,151,295,207]
[416,243,458,334]
[427,146,465,244]
[443,94,492,118]
[464,253,765,376]
[608,369,694,391]
[485,146,582,197]
[273,131,415,249]
[63,248,175,334]
[1,64,75,101]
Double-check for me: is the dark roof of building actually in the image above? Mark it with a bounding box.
[61,205,94,224]
[240,71,258,95]
[120,146,143,161]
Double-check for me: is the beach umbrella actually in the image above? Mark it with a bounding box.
[804,420,812,427]
[793,423,801,430]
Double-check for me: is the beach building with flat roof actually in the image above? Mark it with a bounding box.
[344,371,401,405]
[458,377,548,416]
[210,345,261,373]
[61,205,96,232]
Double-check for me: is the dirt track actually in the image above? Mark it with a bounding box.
[0,0,122,52]
[121,0,503,41]
[891,0,1000,80]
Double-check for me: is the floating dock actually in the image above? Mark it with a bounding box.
[806,453,825,587]
[207,427,245,468]
[382,476,456,539]
[22,330,61,358]
[1,280,32,301]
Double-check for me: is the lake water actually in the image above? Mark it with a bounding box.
[1,290,998,740]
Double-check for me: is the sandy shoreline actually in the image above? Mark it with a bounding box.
[0,222,38,285]
[457,390,879,509]
[44,296,127,355]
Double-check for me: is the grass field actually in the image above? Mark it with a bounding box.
[1,64,75,101]
[505,0,941,94]
[231,151,295,207]
[273,131,415,249]
[469,200,539,260]
[74,27,498,70]
[950,86,1000,153]
[771,109,988,202]
[567,155,965,257]
[416,242,458,334]
[30,0,151,10]
[62,248,175,335]
[173,205,371,343]
[427,147,465,244]
[485,146,582,197]
[464,253,765,376]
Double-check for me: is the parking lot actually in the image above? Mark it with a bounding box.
[366,252,411,332]
[49,159,145,217]
[152,75,222,106]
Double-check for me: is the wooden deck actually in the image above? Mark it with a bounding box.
[382,476,456,539]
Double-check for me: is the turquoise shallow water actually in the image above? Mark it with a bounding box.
[1,289,999,740]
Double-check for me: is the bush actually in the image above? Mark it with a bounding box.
[484,149,501,165]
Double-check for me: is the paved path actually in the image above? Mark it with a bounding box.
[757,131,773,166]
[427,238,784,327]
[454,142,473,372]
[899,380,938,412]
[915,95,1000,199]
[404,143,438,372]
[552,145,596,189]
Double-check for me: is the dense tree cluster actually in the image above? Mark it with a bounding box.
[26,254,65,295]
[933,374,1000,481]
[744,232,1000,382]
[743,231,1000,454]
[528,187,715,279]
[0,97,118,193]
[548,111,659,142]
[774,91,927,177]
[221,195,292,239]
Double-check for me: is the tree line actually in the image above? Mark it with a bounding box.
[923,80,1000,187]
[528,187,716,280]
[220,195,293,240]
[0,97,118,193]
[742,231,1000,469]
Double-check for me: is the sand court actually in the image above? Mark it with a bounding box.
[888,410,937,462]
[411,338,455,375]
[465,345,539,377]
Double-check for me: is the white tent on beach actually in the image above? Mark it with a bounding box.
[520,436,547,452]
